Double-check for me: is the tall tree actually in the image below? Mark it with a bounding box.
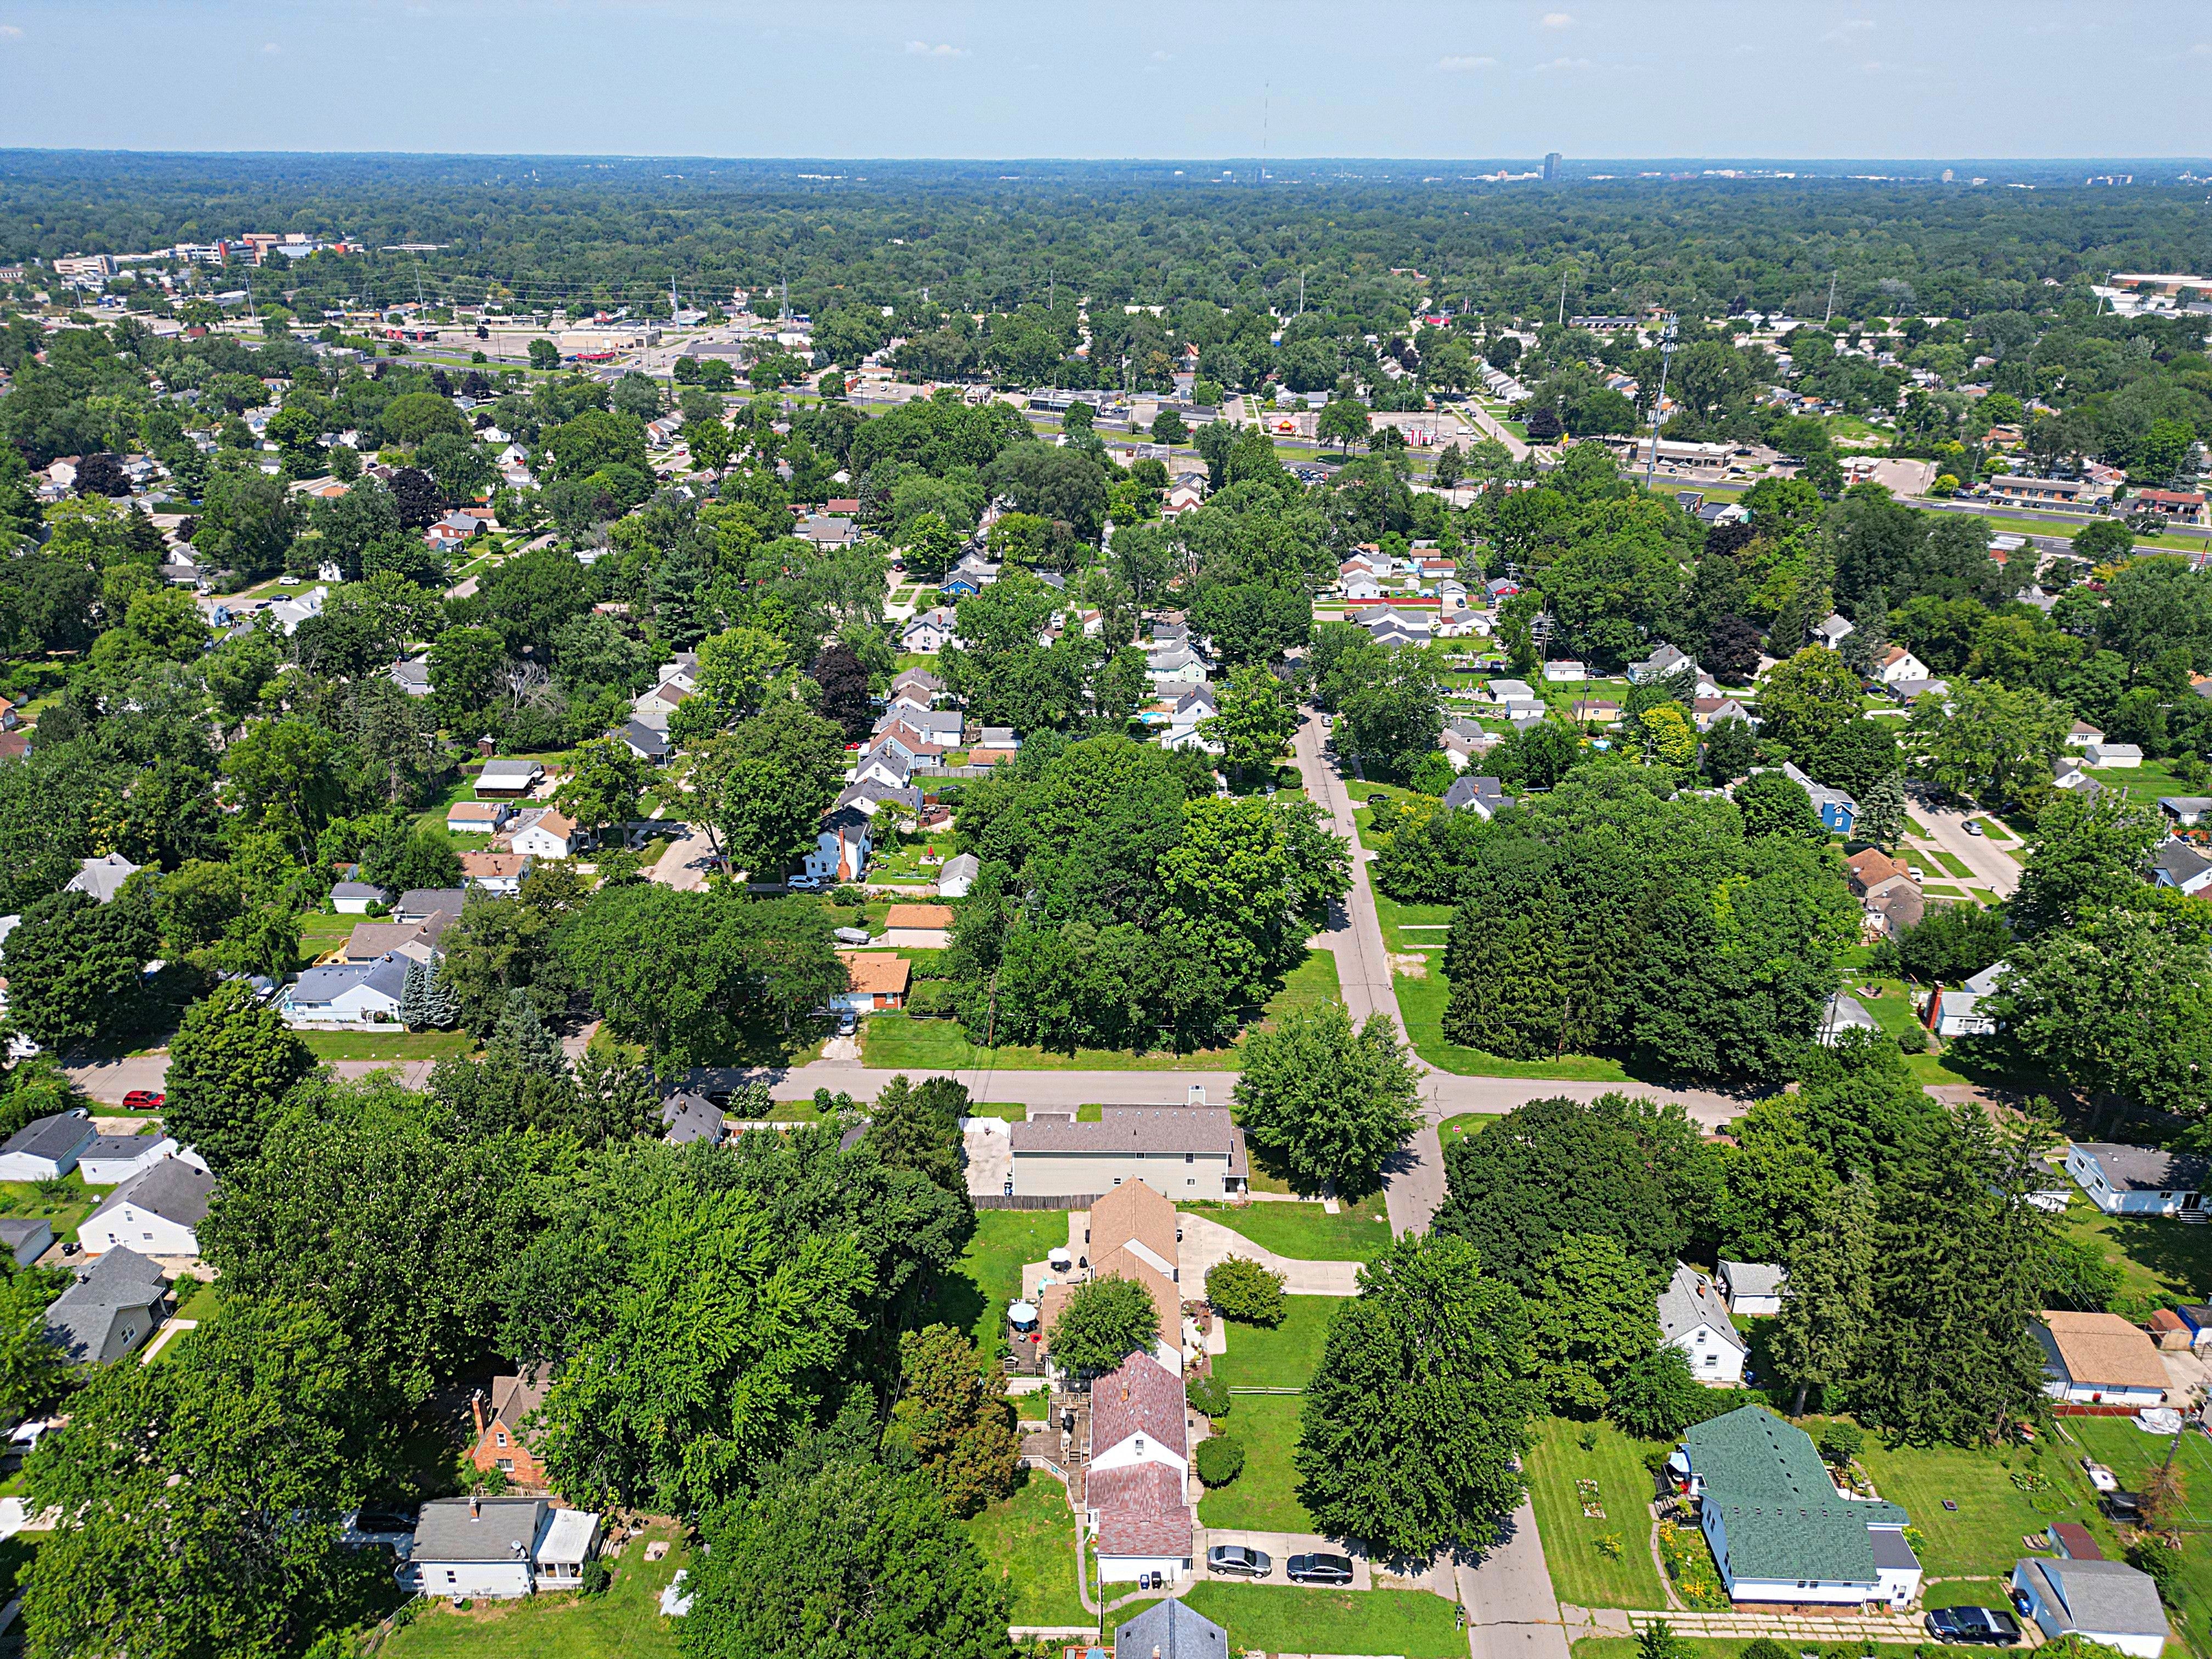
[1200,664,1300,786]
[1766,1170,1876,1417]
[865,1074,970,1198]
[1294,1231,1536,1557]
[162,979,318,1173]
[1046,1276,1158,1375]
[885,1324,1020,1518]
[1526,1233,1660,1414]
[1232,999,1421,1198]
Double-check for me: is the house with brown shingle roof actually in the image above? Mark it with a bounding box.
[834,951,910,1011]
[1085,1352,1194,1584]
[469,1370,552,1489]
[2037,1311,2171,1407]
[881,904,955,949]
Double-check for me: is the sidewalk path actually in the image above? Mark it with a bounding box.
[1177,1211,1361,1295]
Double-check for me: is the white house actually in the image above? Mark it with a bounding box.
[1814,613,1855,648]
[447,800,512,835]
[404,1497,603,1600]
[1876,645,1931,685]
[2036,1311,2170,1407]
[2153,839,2212,897]
[0,1110,96,1181]
[2086,742,2146,769]
[2063,1142,2209,1217]
[510,810,579,860]
[1146,645,1211,687]
[475,758,544,798]
[281,955,411,1026]
[901,607,957,653]
[1542,659,1588,682]
[65,853,143,904]
[331,882,386,914]
[1658,1261,1747,1384]
[1716,1260,1787,1317]
[1086,1352,1195,1586]
[797,807,871,886]
[1673,1406,1921,1609]
[2011,1557,2169,1659]
[79,1156,215,1257]
[78,1132,182,1186]
[936,853,981,898]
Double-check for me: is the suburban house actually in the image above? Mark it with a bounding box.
[447,800,512,835]
[1845,848,1923,941]
[1441,774,1515,819]
[796,805,871,887]
[1820,991,1879,1043]
[936,852,980,898]
[1146,645,1211,688]
[404,1497,602,1599]
[2153,839,2212,897]
[614,718,671,766]
[2087,742,2146,769]
[345,913,451,964]
[659,1092,726,1146]
[281,954,410,1026]
[461,852,532,895]
[1629,642,1699,685]
[1875,646,1931,685]
[1927,960,2008,1039]
[2011,1556,2169,1658]
[2036,1311,2171,1407]
[901,608,958,653]
[1440,718,1498,771]
[1671,1405,1922,1609]
[80,1156,214,1258]
[2160,796,2212,829]
[1814,613,1855,648]
[65,853,142,904]
[469,1370,551,1488]
[1060,1178,1187,1372]
[44,1246,169,1365]
[331,881,386,913]
[881,904,955,949]
[1085,1352,1195,1585]
[1542,658,1587,681]
[0,1109,95,1181]
[1717,1260,1787,1317]
[1115,1598,1227,1659]
[510,810,579,860]
[0,1217,53,1267]
[78,1132,182,1185]
[1011,1110,1248,1204]
[2064,1143,2209,1217]
[1780,761,1858,833]
[394,888,469,924]
[1659,1261,1748,1384]
[1694,698,1758,733]
[835,951,910,1013]
[473,758,544,798]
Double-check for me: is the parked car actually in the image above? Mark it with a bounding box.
[1286,1553,1355,1585]
[1965,821,1984,837]
[122,1090,164,1110]
[1206,1544,1271,1579]
[1926,1607,2022,1645]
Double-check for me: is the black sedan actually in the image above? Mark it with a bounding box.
[1286,1553,1356,1586]
[1926,1607,2022,1645]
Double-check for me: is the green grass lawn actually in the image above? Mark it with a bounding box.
[300,1029,476,1062]
[1852,1429,2107,1578]
[912,1209,1069,1359]
[2053,1199,2212,1310]
[1522,1418,1668,1611]
[172,1278,219,1322]
[1438,1113,1492,1149]
[300,911,359,957]
[1929,848,1976,880]
[1212,1295,1337,1390]
[964,1468,1088,1628]
[0,1171,97,1245]
[1572,1640,1906,1659]
[1117,1582,1465,1659]
[1195,1393,1313,1533]
[1392,969,1636,1081]
[861,951,1340,1073]
[2065,1415,2212,1527]
[1373,893,1457,955]
[373,1522,689,1659]
[1181,1193,1391,1263]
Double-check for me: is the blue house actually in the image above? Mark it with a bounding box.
[938,575,981,597]
[1781,761,1858,834]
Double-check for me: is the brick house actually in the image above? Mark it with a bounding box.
[469,1370,551,1488]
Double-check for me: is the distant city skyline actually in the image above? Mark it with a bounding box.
[0,0,2205,161]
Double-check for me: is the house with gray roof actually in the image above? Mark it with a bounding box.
[2152,839,2212,898]
[0,1217,53,1267]
[64,853,143,905]
[1628,642,1699,685]
[1658,1261,1747,1384]
[280,954,410,1028]
[1010,1108,1247,1201]
[1779,761,1858,834]
[1673,1404,1921,1608]
[616,718,672,765]
[2011,1555,2169,1657]
[2064,1142,2211,1218]
[81,1157,215,1257]
[1441,774,1514,820]
[0,1109,95,1182]
[44,1246,168,1365]
[404,1496,551,1600]
[1114,1590,1226,1659]
[393,888,469,924]
[936,851,981,898]
[659,1092,726,1147]
[1716,1259,1787,1317]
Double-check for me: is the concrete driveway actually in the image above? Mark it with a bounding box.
[962,1119,1012,1199]
[649,821,721,891]
[1178,1211,1361,1296]
[1193,1528,1373,1591]
[1457,1497,1571,1659]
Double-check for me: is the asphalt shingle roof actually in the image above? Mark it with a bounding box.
[1681,1405,1908,1586]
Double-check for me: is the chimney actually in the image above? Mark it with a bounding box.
[470,1494,481,1520]
[470,1389,487,1441]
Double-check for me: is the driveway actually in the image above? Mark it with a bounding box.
[1193,1529,1373,1592]
[1177,1211,1361,1296]
[962,1119,1012,1199]
[1904,787,2023,899]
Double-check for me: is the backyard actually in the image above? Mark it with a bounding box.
[1110,1582,1466,1659]
[1211,1292,1339,1391]
[368,1522,689,1659]
[912,1207,1069,1359]
[2053,1200,2212,1312]
[1194,1393,1314,1534]
[1180,1192,1390,1263]
[963,1468,1088,1628]
[1521,1417,1667,1611]
[0,1171,98,1245]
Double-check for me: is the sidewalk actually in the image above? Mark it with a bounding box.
[1571,1607,2001,1645]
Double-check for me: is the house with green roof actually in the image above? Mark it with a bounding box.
[1669,1405,1922,1610]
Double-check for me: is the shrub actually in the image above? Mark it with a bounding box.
[905,979,961,1017]
[1205,1256,1288,1327]
[579,1557,612,1596]
[1195,1435,1245,1487]
[2128,1537,2181,1604]
[1186,1372,1232,1419]
[1899,1027,1928,1053]
[1819,1422,1865,1465]
[1742,1640,1793,1659]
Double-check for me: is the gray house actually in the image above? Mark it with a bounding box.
[45,1246,168,1365]
[1009,1108,1247,1200]
[0,1218,53,1267]
[0,1110,96,1182]
[1114,1598,1228,1659]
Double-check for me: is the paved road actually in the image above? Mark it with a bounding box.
[649,821,720,891]
[67,1055,436,1102]
[1460,404,1531,463]
[1905,786,2024,898]
[1456,1499,1571,1659]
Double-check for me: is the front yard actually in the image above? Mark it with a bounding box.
[1118,1582,1466,1659]
[368,1521,689,1659]
[1521,1418,1667,1611]
[1194,1392,1313,1533]
[1210,1293,1337,1390]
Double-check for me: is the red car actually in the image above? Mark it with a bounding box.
[121,1090,164,1111]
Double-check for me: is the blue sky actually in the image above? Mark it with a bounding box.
[0,0,2203,160]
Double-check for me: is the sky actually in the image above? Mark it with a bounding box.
[0,0,2204,161]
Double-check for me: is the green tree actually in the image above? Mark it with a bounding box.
[1854,769,1908,851]
[1908,679,2070,814]
[681,1458,1011,1659]
[427,624,507,724]
[2009,791,2164,937]
[1700,715,1758,786]
[865,1074,970,1198]
[1527,1233,1660,1414]
[1197,667,1298,787]
[1758,646,1864,758]
[1318,398,1370,454]
[1046,1275,1159,1374]
[0,1270,65,1425]
[1152,408,1189,445]
[1205,1256,1288,1327]
[673,625,790,740]
[162,979,318,1174]
[553,735,646,845]
[3,885,160,1049]
[1767,1170,1876,1416]
[1294,1231,1536,1557]
[1734,770,1827,842]
[529,337,560,371]
[688,702,847,882]
[884,1324,1020,1518]
[1232,1000,1421,1198]
[1606,1346,1718,1441]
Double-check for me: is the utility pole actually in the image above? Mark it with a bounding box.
[1558,274,1568,327]
[1643,313,1679,491]
[1824,271,1838,326]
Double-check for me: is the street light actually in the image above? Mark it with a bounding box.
[1642,313,1679,492]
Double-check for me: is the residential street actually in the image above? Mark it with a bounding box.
[1456,1499,1572,1659]
[1904,786,2024,898]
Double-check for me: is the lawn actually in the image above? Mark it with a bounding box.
[1439,1113,1492,1149]
[300,911,359,957]
[2090,761,2200,811]
[1372,892,1457,956]
[1928,849,1976,880]
[1851,1427,2108,1578]
[860,951,1340,1073]
[964,1468,1088,1628]
[912,1208,1070,1359]
[1522,1417,1668,1611]
[1115,1582,1466,1659]
[371,1522,689,1659]
[2053,1200,2212,1311]
[1195,1393,1313,1533]
[172,1278,219,1321]
[1392,969,1636,1081]
[300,1030,477,1062]
[2064,1415,2212,1528]
[1181,1193,1391,1263]
[1571,1640,1906,1659]
[0,1172,98,1244]
[1212,1294,1338,1390]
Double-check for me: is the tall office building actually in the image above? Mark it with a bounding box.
[1543,152,1563,182]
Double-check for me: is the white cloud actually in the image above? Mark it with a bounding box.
[1151,49,1172,61]
[0,24,21,38]
[1540,11,1574,27]
[261,41,280,53]
[1531,54,1594,71]
[2191,40,2212,54]
[1437,54,1499,70]
[905,40,967,57]
[1820,18,1876,41]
